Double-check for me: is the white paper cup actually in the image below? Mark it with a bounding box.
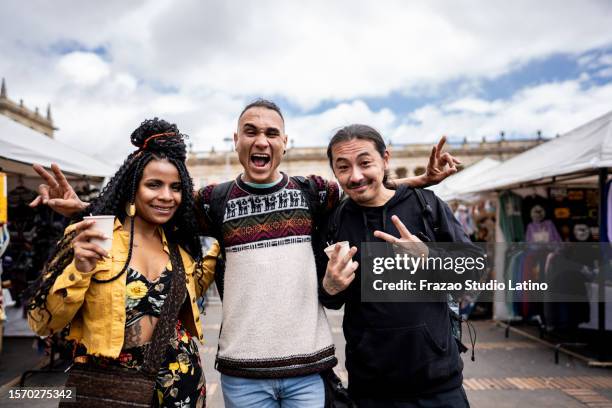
[83,215,114,251]
[324,241,350,260]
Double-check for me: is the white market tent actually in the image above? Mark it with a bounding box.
[447,110,612,340]
[1,115,114,337]
[0,115,114,179]
[427,157,501,201]
[461,110,612,195]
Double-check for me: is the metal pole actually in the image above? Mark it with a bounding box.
[597,167,608,360]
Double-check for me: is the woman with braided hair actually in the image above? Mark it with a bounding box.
[27,118,217,408]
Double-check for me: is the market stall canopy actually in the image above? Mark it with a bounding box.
[0,115,114,178]
[427,157,501,202]
[462,110,612,194]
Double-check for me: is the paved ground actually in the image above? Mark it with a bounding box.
[460,321,612,408]
[1,300,611,407]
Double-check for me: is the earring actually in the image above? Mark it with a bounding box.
[126,203,136,217]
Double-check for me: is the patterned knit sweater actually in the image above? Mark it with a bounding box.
[199,173,340,378]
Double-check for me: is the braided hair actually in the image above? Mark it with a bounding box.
[28,118,205,324]
[142,244,187,376]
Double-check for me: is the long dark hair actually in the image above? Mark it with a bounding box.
[27,118,204,324]
[327,124,391,186]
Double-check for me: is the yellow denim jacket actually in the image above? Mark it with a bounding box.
[28,218,218,358]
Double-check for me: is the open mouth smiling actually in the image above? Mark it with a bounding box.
[250,153,271,168]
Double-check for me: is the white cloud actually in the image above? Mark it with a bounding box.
[597,67,612,78]
[0,0,610,163]
[56,52,111,86]
[133,0,612,108]
[288,100,396,146]
[113,73,138,93]
[444,98,505,115]
[598,54,612,66]
[150,94,198,115]
[392,79,612,144]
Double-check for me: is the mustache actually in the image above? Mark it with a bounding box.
[347,180,370,189]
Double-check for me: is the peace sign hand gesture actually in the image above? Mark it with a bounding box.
[373,215,429,257]
[29,163,88,217]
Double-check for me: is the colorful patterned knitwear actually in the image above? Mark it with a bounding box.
[200,173,340,378]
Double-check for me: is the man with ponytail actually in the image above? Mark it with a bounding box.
[31,101,458,407]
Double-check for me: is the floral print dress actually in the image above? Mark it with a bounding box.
[75,266,206,408]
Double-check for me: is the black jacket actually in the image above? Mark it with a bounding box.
[318,185,482,400]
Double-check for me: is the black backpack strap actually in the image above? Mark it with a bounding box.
[291,176,321,220]
[205,181,234,300]
[414,189,469,355]
[206,181,234,238]
[291,176,348,246]
[326,197,348,245]
[413,188,440,241]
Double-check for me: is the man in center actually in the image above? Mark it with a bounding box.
[198,101,458,407]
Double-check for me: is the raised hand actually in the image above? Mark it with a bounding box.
[71,220,110,273]
[29,163,88,217]
[322,243,359,295]
[374,215,429,257]
[422,136,461,186]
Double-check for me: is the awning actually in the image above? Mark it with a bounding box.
[427,157,501,201]
[0,115,114,178]
[461,110,612,194]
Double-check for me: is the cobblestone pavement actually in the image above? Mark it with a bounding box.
[1,300,611,407]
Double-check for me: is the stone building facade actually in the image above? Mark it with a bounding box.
[187,138,545,188]
[0,78,56,138]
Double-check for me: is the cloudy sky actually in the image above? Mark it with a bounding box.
[1,0,612,164]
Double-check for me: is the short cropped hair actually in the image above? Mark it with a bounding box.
[238,99,284,123]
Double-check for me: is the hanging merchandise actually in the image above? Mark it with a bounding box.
[76,182,100,203]
[454,204,476,238]
[499,191,525,242]
[525,201,561,243]
[471,200,496,243]
[0,223,9,258]
[549,188,599,242]
[0,172,7,224]
[604,179,612,242]
[0,172,6,330]
[543,248,591,331]
[503,245,547,320]
[522,194,550,227]
[3,182,66,310]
